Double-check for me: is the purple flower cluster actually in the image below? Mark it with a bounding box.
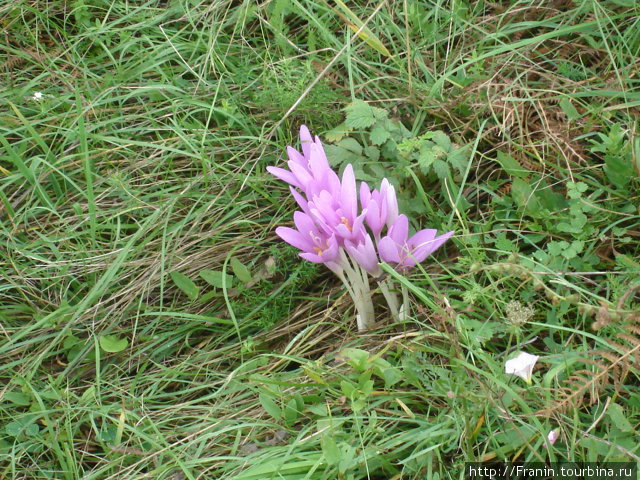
[268,126,454,330]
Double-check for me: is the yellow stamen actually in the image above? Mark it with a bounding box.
[314,246,323,256]
[341,217,352,231]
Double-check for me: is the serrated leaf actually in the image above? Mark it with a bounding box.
[559,97,580,121]
[432,159,450,179]
[548,241,569,256]
[170,271,199,300]
[259,393,281,421]
[199,269,233,289]
[417,147,436,174]
[344,100,386,129]
[431,130,452,150]
[369,125,390,145]
[230,257,252,284]
[337,137,363,155]
[496,152,528,179]
[99,335,128,353]
[363,145,380,162]
[324,122,352,142]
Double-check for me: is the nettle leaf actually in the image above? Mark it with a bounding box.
[199,269,233,289]
[170,271,199,300]
[99,335,128,353]
[369,125,390,146]
[324,122,352,142]
[344,100,387,129]
[363,145,380,162]
[432,159,450,179]
[230,257,253,284]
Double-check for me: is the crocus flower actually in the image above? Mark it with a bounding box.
[275,211,340,267]
[505,352,539,384]
[547,429,560,446]
[267,125,338,196]
[378,215,454,269]
[360,179,399,238]
[307,164,367,244]
[345,234,381,276]
[269,125,455,331]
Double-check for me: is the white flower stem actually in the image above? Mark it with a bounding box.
[377,277,399,320]
[399,284,409,321]
[338,251,375,331]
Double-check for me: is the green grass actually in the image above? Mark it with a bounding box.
[1,0,640,478]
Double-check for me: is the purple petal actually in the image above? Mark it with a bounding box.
[286,146,306,168]
[340,164,357,221]
[293,211,318,237]
[385,183,399,227]
[408,229,437,250]
[288,160,313,188]
[267,166,302,189]
[308,142,330,178]
[360,181,371,209]
[290,187,310,215]
[276,226,313,252]
[365,199,382,235]
[378,236,402,264]
[389,215,409,244]
[299,252,325,263]
[300,125,313,159]
[346,235,379,274]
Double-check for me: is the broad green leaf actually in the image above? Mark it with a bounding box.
[170,271,199,300]
[604,155,633,189]
[321,435,341,465]
[99,335,128,353]
[230,257,253,284]
[496,151,528,179]
[283,397,299,425]
[259,393,281,421]
[199,269,233,289]
[4,392,31,406]
[607,403,634,432]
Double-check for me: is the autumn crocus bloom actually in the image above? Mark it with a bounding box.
[378,215,454,269]
[547,429,560,446]
[269,125,455,330]
[505,352,539,384]
[275,212,340,266]
[308,164,367,244]
[360,179,398,238]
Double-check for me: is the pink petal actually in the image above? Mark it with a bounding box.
[299,125,313,159]
[293,211,319,237]
[286,146,306,168]
[389,215,409,244]
[276,226,313,252]
[378,236,401,264]
[266,166,302,189]
[288,160,313,187]
[340,164,357,221]
[360,181,372,208]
